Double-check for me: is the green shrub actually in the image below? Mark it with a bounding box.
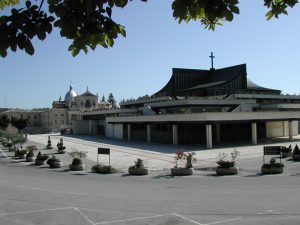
[71,158,83,166]
[91,164,116,174]
[293,144,300,155]
[47,155,61,166]
[36,151,49,161]
[26,145,37,152]
[217,150,239,168]
[18,150,27,155]
[26,149,34,158]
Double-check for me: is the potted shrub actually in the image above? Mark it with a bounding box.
[11,134,27,152]
[216,150,239,175]
[281,145,292,158]
[47,155,63,168]
[35,151,49,165]
[46,136,53,149]
[171,150,195,176]
[261,158,284,174]
[57,138,66,153]
[17,149,28,159]
[25,145,37,162]
[91,164,117,174]
[292,144,300,161]
[26,149,35,162]
[128,158,148,175]
[69,149,87,171]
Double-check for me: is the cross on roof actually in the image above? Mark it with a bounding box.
[209,52,215,70]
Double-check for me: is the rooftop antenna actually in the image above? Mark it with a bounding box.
[209,52,215,70]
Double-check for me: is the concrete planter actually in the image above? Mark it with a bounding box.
[216,167,239,175]
[26,157,34,162]
[69,164,85,171]
[128,167,149,176]
[261,166,283,174]
[50,161,62,168]
[171,168,193,176]
[292,154,300,161]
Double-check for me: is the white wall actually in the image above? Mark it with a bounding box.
[105,121,114,138]
[114,124,123,140]
[266,121,298,137]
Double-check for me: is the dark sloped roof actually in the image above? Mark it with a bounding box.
[154,64,247,96]
[247,78,280,92]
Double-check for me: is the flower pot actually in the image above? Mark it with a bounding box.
[128,167,148,175]
[35,159,45,166]
[26,157,34,162]
[50,161,62,168]
[69,164,85,171]
[216,167,239,175]
[292,154,300,161]
[261,166,283,174]
[171,168,193,176]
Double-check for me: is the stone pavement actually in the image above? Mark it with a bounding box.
[25,133,300,174]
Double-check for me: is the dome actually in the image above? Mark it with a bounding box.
[64,85,78,103]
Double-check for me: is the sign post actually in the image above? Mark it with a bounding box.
[97,147,111,166]
[263,146,282,164]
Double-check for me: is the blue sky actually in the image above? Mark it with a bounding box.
[1,1,300,109]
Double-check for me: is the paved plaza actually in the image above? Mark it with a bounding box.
[1,134,300,225]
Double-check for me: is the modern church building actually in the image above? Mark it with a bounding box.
[2,59,300,149]
[82,62,300,149]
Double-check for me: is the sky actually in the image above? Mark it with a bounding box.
[1,1,300,109]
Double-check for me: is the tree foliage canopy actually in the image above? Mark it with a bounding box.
[10,116,28,133]
[0,115,10,130]
[0,0,298,57]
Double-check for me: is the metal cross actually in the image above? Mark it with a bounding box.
[209,52,215,69]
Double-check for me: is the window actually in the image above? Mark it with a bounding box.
[55,114,57,117]
[61,114,64,117]
[85,100,91,108]
[34,115,37,119]
[61,120,64,124]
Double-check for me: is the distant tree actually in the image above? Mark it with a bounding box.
[0,0,298,57]
[101,95,106,102]
[0,115,10,130]
[10,116,28,133]
[108,93,117,109]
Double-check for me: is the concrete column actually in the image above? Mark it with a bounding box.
[88,120,93,135]
[147,124,151,143]
[251,122,257,145]
[127,124,131,141]
[215,123,221,143]
[172,124,178,145]
[206,124,212,149]
[289,120,293,141]
[283,121,288,137]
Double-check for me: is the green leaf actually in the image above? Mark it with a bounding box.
[25,0,30,8]
[0,47,7,57]
[229,5,239,14]
[119,25,126,37]
[24,39,34,55]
